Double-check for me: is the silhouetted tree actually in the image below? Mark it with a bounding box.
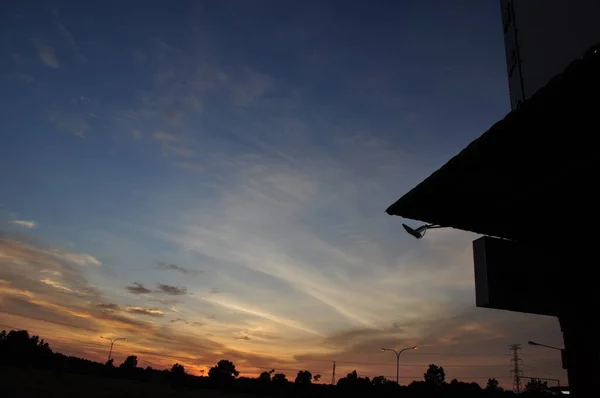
[313,373,321,383]
[348,370,358,380]
[0,329,53,367]
[271,373,288,388]
[337,370,371,391]
[445,379,483,396]
[119,355,138,370]
[525,378,549,393]
[105,358,114,367]
[486,377,502,391]
[208,359,239,386]
[424,363,445,386]
[295,370,312,385]
[169,363,186,387]
[171,363,185,375]
[372,375,388,386]
[258,369,274,383]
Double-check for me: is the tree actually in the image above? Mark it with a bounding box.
[347,370,358,381]
[171,363,185,375]
[372,376,388,386]
[423,364,445,386]
[208,359,239,386]
[272,373,288,388]
[105,358,114,367]
[486,377,502,391]
[525,378,549,393]
[258,369,274,383]
[337,370,371,390]
[313,374,321,383]
[170,363,186,387]
[119,355,138,370]
[295,370,312,385]
[0,329,53,366]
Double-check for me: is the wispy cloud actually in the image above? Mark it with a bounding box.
[157,262,202,276]
[170,318,204,327]
[11,53,25,66]
[49,249,101,266]
[125,282,152,295]
[40,279,73,292]
[153,131,195,157]
[149,297,182,306]
[49,111,89,137]
[157,284,187,296]
[55,22,77,50]
[10,220,37,229]
[173,162,204,173]
[32,39,60,68]
[126,306,165,317]
[153,131,179,143]
[164,145,195,157]
[201,296,323,337]
[4,73,34,84]
[97,303,120,311]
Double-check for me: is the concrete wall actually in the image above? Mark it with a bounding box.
[500,0,600,109]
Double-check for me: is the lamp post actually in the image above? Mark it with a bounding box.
[101,336,127,362]
[528,341,567,370]
[381,346,418,384]
[528,341,561,351]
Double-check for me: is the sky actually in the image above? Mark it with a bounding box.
[0,0,564,387]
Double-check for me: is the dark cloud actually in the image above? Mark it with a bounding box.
[126,306,165,317]
[207,314,217,320]
[97,303,119,311]
[208,287,220,294]
[157,284,187,296]
[125,282,151,294]
[0,296,97,333]
[323,326,406,348]
[157,262,202,276]
[149,297,182,306]
[170,318,204,327]
[235,335,251,340]
[96,310,154,332]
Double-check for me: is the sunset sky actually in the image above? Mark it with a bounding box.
[1,0,564,387]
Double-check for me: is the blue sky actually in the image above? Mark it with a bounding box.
[1,0,564,386]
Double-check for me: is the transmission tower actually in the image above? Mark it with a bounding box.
[331,361,336,385]
[510,344,523,393]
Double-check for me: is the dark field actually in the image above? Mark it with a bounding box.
[0,366,256,398]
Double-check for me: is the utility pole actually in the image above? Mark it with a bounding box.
[510,344,523,393]
[332,361,336,385]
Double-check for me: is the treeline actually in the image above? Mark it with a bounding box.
[0,329,553,397]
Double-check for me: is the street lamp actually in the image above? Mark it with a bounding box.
[528,341,567,370]
[101,336,127,362]
[402,223,444,239]
[528,341,562,351]
[381,346,418,384]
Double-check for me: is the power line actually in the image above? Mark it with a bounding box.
[297,358,510,368]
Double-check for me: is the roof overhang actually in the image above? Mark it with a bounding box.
[386,51,600,247]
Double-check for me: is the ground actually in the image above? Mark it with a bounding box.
[0,366,255,398]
